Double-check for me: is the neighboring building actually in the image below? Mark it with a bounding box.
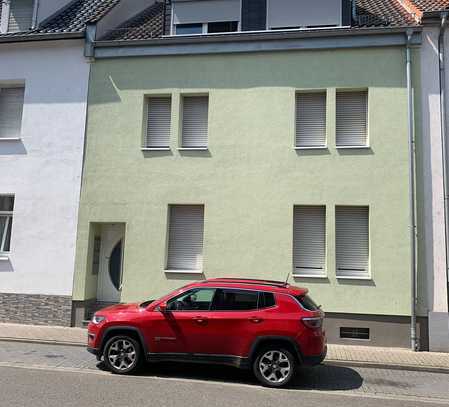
[0,0,162,326]
[71,0,430,348]
[414,0,449,352]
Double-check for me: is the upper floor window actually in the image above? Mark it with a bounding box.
[0,86,25,140]
[0,195,14,254]
[175,23,203,35]
[295,92,327,148]
[336,90,368,147]
[1,0,34,33]
[145,96,171,149]
[181,95,209,149]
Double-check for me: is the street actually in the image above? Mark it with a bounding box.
[0,342,448,406]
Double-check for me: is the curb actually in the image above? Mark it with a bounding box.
[325,359,449,375]
[0,338,85,348]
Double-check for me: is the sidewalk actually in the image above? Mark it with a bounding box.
[1,322,448,372]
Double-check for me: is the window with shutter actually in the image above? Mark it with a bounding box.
[336,206,369,278]
[7,0,34,32]
[181,96,209,148]
[0,195,14,254]
[241,0,267,31]
[166,205,205,271]
[0,87,25,139]
[145,97,171,148]
[296,92,326,148]
[336,90,368,147]
[293,206,326,277]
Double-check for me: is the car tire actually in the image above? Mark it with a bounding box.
[103,335,143,375]
[253,347,296,388]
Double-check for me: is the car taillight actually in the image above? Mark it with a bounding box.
[301,317,323,329]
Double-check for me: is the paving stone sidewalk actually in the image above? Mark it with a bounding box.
[1,322,448,371]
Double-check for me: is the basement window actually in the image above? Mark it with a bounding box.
[340,327,370,340]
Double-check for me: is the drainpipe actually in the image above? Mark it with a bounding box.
[438,12,449,312]
[406,29,419,351]
[31,0,39,29]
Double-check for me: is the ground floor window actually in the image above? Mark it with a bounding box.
[166,205,205,272]
[0,195,14,254]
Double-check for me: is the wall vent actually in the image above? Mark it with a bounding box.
[340,327,370,340]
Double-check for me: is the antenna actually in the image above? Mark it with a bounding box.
[284,272,290,285]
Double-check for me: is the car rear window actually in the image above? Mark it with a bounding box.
[295,294,320,311]
[212,289,259,311]
[258,292,276,309]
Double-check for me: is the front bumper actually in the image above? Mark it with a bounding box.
[302,345,327,366]
[87,346,101,361]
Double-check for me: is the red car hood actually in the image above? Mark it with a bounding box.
[98,303,141,314]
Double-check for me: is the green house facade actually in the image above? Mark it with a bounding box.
[71,16,427,347]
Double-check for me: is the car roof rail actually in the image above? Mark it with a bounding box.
[204,278,289,288]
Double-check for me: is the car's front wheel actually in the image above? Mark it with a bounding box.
[103,335,142,374]
[253,348,296,387]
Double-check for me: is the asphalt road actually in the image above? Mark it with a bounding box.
[0,341,448,407]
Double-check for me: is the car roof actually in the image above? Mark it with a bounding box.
[188,278,308,295]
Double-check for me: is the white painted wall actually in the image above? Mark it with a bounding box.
[0,40,89,296]
[420,25,449,352]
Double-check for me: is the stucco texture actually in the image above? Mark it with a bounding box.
[74,47,414,316]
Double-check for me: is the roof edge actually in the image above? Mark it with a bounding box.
[94,25,422,48]
[0,32,84,44]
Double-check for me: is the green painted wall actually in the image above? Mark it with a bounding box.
[74,47,415,316]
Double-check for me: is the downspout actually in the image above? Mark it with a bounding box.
[31,0,39,29]
[438,12,449,311]
[406,29,419,351]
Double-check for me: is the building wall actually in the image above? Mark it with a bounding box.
[74,47,414,321]
[419,25,449,352]
[0,41,89,314]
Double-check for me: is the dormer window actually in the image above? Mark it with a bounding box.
[0,0,34,33]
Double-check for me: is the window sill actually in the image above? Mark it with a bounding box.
[0,254,10,261]
[164,269,203,274]
[336,145,370,149]
[336,275,372,280]
[294,146,327,150]
[0,137,21,142]
[141,147,171,151]
[178,148,208,151]
[292,274,328,279]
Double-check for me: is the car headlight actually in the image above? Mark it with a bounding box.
[91,315,106,324]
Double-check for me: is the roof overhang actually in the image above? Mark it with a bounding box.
[0,31,84,44]
[93,26,422,59]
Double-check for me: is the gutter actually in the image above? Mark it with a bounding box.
[0,31,83,44]
[406,29,419,351]
[438,11,449,312]
[94,25,422,48]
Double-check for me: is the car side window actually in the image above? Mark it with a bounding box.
[211,289,259,311]
[258,292,276,309]
[167,288,216,311]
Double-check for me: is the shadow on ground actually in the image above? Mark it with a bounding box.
[97,361,363,391]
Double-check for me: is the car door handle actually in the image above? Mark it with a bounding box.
[249,317,263,323]
[193,316,208,324]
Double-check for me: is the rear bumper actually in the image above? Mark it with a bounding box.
[302,345,327,366]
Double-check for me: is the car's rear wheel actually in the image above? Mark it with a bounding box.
[103,335,142,374]
[253,348,296,387]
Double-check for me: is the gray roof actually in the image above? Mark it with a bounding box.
[0,0,119,41]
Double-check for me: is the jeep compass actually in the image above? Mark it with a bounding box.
[87,278,326,387]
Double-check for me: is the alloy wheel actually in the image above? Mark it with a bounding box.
[107,339,137,371]
[258,350,291,384]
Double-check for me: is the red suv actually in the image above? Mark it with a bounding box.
[87,278,326,387]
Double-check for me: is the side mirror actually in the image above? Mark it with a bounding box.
[158,301,168,313]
